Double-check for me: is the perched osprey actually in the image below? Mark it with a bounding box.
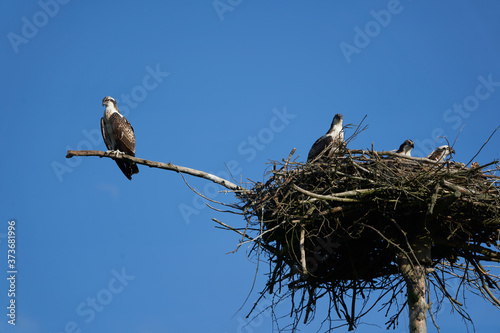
[427,145,455,162]
[395,139,414,156]
[100,96,139,180]
[307,113,344,162]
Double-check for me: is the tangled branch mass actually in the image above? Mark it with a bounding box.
[235,148,500,329]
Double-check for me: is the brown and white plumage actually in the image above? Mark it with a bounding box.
[395,139,414,156]
[307,113,344,162]
[100,96,139,180]
[427,145,455,162]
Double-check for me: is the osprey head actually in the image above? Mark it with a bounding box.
[332,113,343,126]
[439,145,455,155]
[405,139,415,149]
[326,113,344,140]
[102,96,117,108]
[396,139,414,156]
[328,113,343,131]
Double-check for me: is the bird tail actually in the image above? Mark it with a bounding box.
[115,160,139,180]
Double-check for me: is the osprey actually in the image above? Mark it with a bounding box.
[427,145,455,162]
[307,113,344,162]
[395,139,414,156]
[100,96,139,180]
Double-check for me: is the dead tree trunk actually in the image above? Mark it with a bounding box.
[398,232,432,333]
[399,256,428,332]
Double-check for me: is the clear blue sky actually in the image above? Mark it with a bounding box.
[1,1,500,332]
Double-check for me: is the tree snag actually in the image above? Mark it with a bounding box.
[67,147,500,332]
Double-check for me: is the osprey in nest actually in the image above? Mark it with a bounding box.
[427,145,455,162]
[395,139,414,156]
[307,113,345,162]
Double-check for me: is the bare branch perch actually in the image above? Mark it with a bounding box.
[66,150,248,193]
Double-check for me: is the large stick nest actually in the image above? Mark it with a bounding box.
[237,148,500,329]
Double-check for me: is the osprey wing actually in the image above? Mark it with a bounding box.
[103,113,139,180]
[427,148,442,161]
[100,117,112,151]
[307,135,333,162]
[110,113,136,156]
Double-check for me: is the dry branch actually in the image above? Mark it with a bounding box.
[66,150,248,192]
